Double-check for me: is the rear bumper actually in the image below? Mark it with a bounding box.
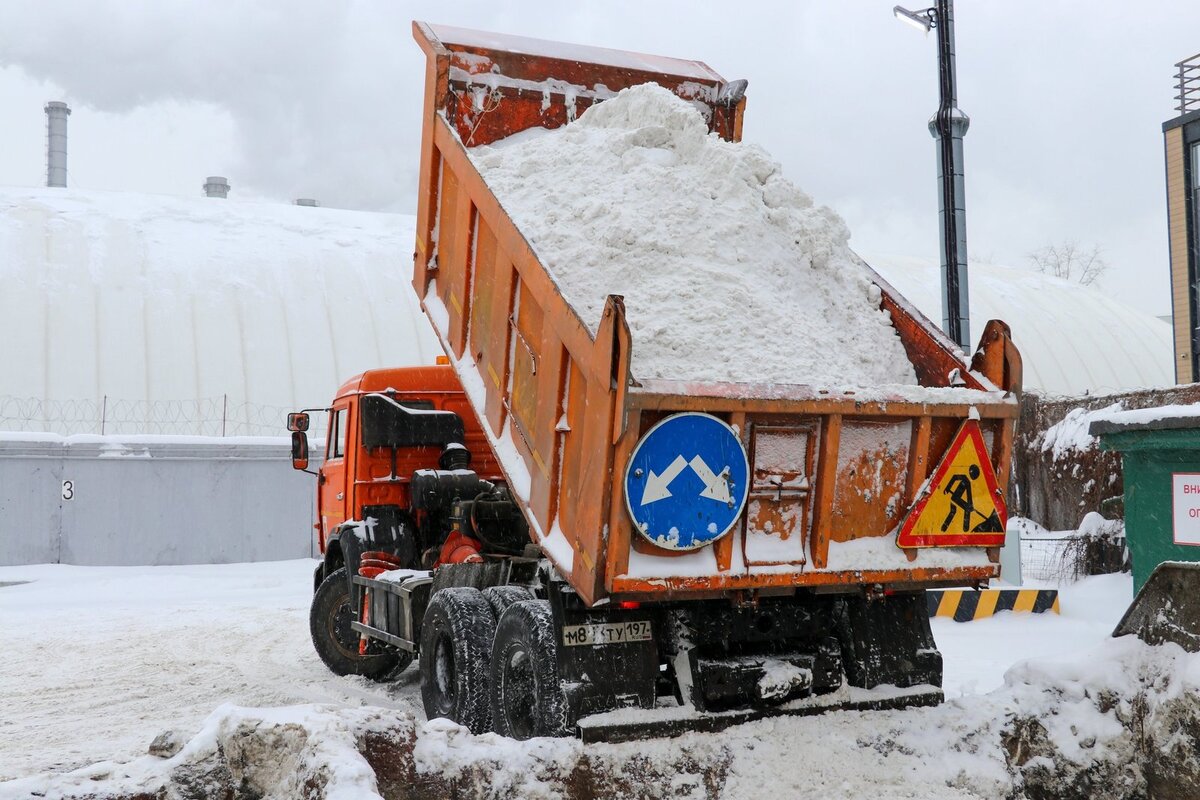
[576,683,943,743]
[609,564,999,601]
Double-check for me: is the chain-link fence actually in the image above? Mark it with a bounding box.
[1020,533,1129,582]
[1020,537,1077,582]
[0,395,327,438]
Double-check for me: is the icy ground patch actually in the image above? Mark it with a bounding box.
[0,561,1144,798]
[471,84,918,388]
[0,560,423,781]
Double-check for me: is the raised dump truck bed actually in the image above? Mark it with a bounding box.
[410,21,1021,607]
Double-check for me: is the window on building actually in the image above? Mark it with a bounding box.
[1194,141,1200,255]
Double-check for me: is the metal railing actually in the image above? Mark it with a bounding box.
[1177,52,1200,115]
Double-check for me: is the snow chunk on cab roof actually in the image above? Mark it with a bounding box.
[470,83,917,389]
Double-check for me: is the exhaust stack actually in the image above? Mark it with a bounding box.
[203,176,230,198]
[44,101,71,188]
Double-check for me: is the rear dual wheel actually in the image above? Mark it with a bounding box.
[490,600,568,739]
[418,588,568,739]
[419,588,497,734]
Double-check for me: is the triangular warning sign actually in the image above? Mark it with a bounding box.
[897,420,1007,548]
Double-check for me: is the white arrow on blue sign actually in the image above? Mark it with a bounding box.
[624,412,750,551]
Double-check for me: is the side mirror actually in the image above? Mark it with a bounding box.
[287,412,310,432]
[291,431,309,471]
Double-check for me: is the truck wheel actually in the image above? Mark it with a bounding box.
[490,600,568,739]
[482,585,534,619]
[419,587,497,734]
[310,567,401,679]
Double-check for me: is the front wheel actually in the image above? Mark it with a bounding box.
[490,600,569,739]
[310,567,405,679]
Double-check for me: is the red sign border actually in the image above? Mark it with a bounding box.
[1171,472,1200,547]
[897,419,1007,548]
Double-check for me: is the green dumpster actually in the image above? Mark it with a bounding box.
[1091,407,1200,593]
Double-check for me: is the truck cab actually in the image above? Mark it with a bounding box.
[290,365,526,683]
[292,364,505,588]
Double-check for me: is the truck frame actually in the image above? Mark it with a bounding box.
[289,22,1023,742]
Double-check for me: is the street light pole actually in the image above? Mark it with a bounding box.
[895,0,971,351]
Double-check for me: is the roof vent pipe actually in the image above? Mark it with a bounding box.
[294,198,319,207]
[44,101,71,188]
[203,176,230,198]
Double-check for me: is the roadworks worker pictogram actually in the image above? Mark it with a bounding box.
[897,419,1007,548]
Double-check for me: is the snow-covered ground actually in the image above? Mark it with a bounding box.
[0,557,1136,795]
[0,560,422,781]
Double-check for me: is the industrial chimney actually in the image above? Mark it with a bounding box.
[203,176,230,198]
[294,198,319,207]
[44,101,71,188]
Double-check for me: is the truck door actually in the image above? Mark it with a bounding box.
[318,401,351,541]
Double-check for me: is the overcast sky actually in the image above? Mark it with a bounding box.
[1,2,1197,316]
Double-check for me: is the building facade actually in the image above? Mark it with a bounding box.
[1166,53,1200,382]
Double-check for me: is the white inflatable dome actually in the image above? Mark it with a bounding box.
[0,186,1172,435]
[863,253,1174,396]
[0,187,440,434]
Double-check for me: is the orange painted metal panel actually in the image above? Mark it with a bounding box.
[743,419,817,566]
[808,415,842,570]
[425,22,740,147]
[467,219,512,436]
[557,357,586,542]
[528,329,567,528]
[830,419,911,543]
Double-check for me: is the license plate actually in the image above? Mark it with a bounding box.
[562,620,652,647]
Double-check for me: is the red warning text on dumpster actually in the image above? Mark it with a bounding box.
[1172,473,1200,546]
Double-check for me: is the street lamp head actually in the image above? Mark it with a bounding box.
[893,5,936,33]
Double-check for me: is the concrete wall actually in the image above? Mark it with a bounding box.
[0,435,319,566]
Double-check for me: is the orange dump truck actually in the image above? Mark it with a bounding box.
[292,22,1021,742]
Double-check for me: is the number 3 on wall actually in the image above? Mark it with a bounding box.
[61,480,74,501]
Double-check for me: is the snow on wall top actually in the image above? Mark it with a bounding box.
[0,186,440,432]
[863,253,1174,397]
[1087,402,1200,436]
[470,83,918,388]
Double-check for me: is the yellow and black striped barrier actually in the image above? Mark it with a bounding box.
[926,588,1059,622]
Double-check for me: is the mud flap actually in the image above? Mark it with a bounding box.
[837,592,942,689]
[1113,561,1200,651]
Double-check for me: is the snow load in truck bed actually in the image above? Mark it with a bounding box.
[470,83,918,388]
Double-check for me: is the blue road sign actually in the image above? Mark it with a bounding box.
[624,412,750,551]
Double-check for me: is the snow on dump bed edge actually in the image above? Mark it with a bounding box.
[470,83,919,388]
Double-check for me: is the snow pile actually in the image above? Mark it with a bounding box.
[0,704,399,800]
[1,561,1166,800]
[1001,635,1200,799]
[471,83,917,388]
[0,560,426,781]
[1040,402,1123,459]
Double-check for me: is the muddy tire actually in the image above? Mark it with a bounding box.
[419,587,497,734]
[310,567,400,679]
[482,585,534,619]
[490,600,569,739]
